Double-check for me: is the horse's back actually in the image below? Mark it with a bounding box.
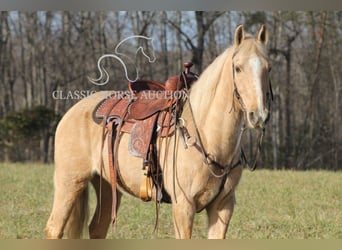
[58,91,112,124]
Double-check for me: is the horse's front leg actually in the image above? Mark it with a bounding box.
[172,198,196,239]
[205,190,236,239]
[205,167,242,239]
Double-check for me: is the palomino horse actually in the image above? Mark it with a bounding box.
[45,25,271,239]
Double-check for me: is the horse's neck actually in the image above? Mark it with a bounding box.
[185,48,243,164]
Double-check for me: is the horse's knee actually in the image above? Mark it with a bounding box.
[45,228,63,239]
[45,217,64,239]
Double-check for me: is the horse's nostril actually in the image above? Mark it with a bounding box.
[248,112,257,124]
[247,111,262,128]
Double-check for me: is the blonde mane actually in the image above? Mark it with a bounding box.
[188,47,234,123]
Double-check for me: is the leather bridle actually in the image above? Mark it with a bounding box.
[230,54,273,171]
[179,54,273,175]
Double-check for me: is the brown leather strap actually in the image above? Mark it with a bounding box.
[97,97,122,223]
[107,119,118,224]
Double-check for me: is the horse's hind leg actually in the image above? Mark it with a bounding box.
[45,167,90,239]
[89,174,122,239]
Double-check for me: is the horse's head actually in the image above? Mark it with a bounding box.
[231,25,272,129]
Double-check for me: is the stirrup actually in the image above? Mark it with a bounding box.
[140,167,152,201]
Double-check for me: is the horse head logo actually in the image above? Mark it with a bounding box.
[89,35,157,85]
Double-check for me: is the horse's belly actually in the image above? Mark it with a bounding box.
[116,134,150,198]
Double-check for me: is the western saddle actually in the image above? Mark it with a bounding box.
[93,62,197,222]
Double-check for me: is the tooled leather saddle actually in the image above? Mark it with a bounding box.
[93,62,197,222]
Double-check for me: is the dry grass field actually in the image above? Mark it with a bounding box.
[0,163,341,239]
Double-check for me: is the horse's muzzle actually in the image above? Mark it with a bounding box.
[247,109,269,129]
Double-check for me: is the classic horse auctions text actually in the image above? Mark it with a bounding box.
[52,90,189,100]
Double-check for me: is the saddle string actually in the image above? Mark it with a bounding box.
[107,119,118,225]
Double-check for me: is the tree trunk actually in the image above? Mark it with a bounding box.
[327,13,341,170]
[284,38,292,169]
[176,11,183,71]
[161,11,169,80]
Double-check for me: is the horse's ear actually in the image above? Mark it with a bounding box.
[234,24,245,47]
[257,24,268,45]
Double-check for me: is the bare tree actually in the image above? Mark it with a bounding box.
[169,11,224,72]
[0,11,341,167]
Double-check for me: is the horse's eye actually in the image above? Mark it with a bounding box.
[235,66,241,73]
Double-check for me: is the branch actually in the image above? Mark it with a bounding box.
[305,147,342,168]
[139,11,157,36]
[269,48,288,57]
[204,11,225,31]
[168,20,196,50]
